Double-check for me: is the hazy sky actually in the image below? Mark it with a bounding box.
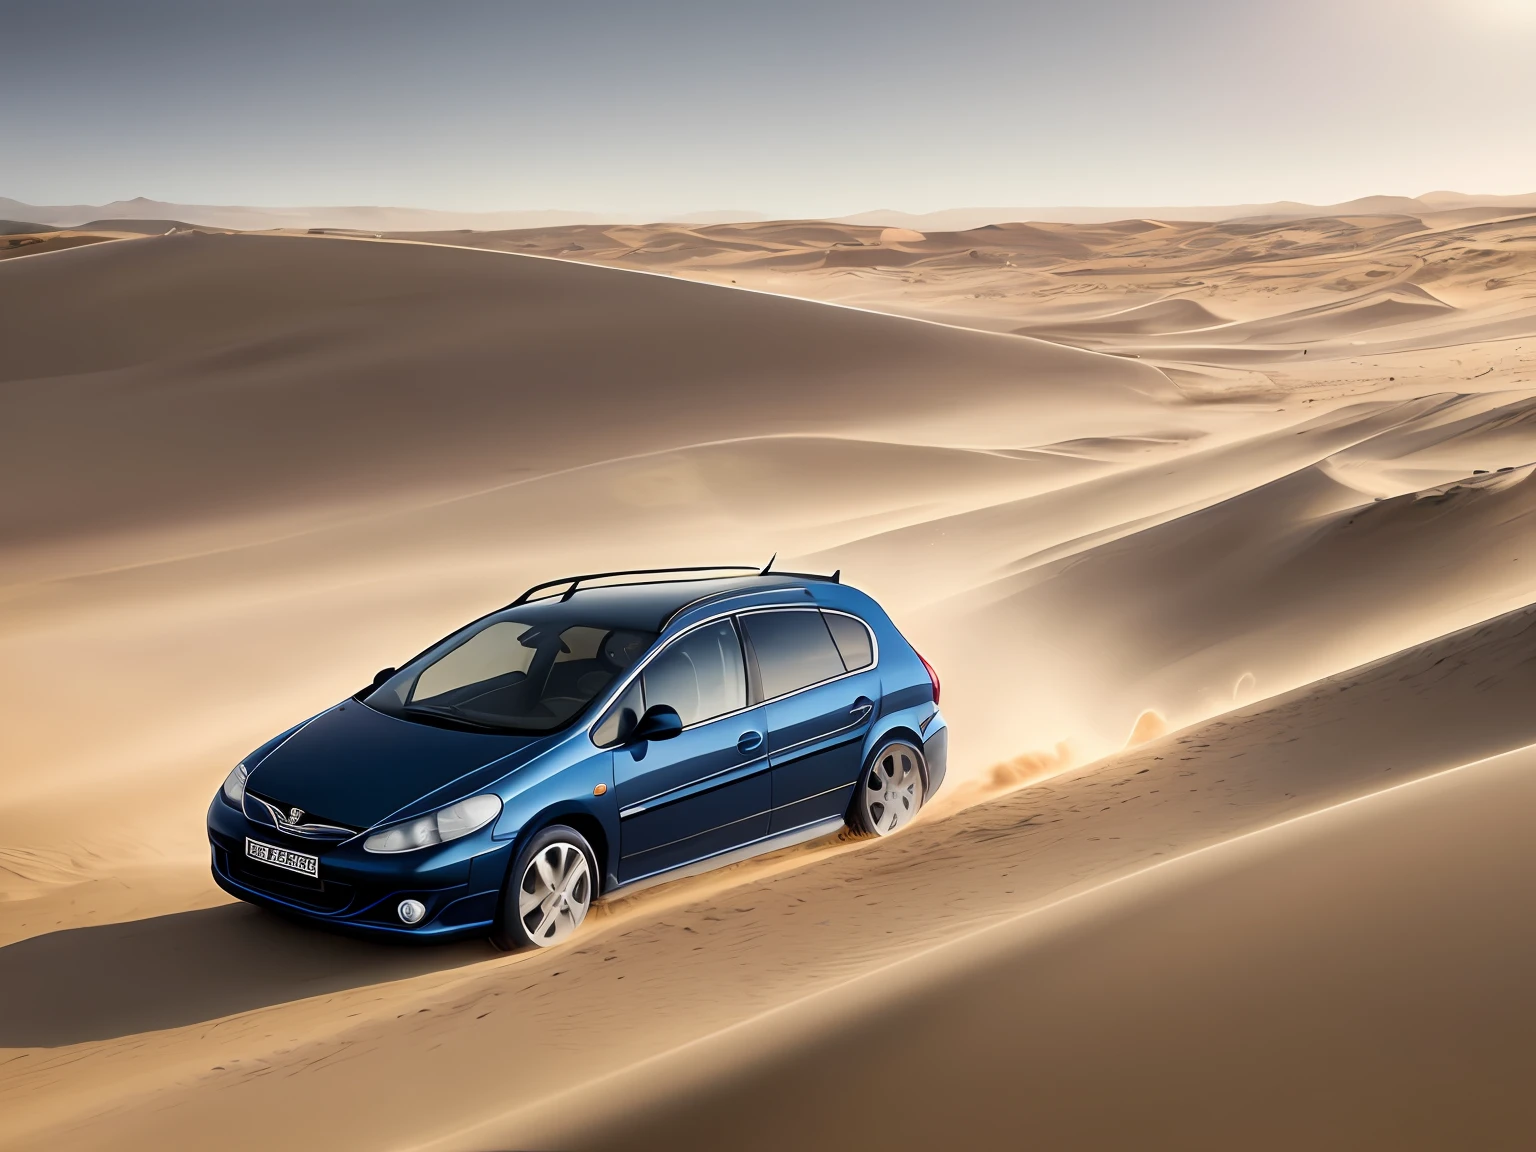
[5,0,1535,215]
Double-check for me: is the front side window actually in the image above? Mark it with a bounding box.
[740,610,846,699]
[642,620,748,727]
[367,615,656,734]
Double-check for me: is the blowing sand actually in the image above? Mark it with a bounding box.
[1,206,1534,1149]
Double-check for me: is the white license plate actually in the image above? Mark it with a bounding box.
[245,837,319,878]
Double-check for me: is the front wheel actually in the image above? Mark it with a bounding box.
[492,825,597,950]
[847,740,925,837]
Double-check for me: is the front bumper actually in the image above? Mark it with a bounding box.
[207,796,514,940]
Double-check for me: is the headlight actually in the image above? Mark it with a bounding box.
[363,794,502,854]
[222,763,249,806]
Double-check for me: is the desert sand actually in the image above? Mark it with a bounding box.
[1,203,1534,1149]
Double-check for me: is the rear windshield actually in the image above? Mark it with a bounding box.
[366,613,656,734]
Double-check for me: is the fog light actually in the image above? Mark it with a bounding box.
[397,899,426,925]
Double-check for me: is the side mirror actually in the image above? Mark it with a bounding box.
[628,704,683,744]
[372,667,397,688]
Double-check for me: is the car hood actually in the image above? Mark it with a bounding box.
[247,701,545,829]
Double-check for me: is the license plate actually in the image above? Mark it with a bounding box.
[245,837,319,878]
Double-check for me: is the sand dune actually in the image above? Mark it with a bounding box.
[0,233,1166,552]
[2,206,1535,1148]
[0,227,127,261]
[466,207,1536,348]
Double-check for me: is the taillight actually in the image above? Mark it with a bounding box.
[917,652,940,705]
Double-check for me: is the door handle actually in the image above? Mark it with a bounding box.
[850,697,875,721]
[737,730,765,754]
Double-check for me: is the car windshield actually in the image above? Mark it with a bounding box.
[365,613,657,735]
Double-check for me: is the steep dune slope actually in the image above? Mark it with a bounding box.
[0,234,1169,553]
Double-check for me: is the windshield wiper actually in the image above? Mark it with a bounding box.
[400,703,523,734]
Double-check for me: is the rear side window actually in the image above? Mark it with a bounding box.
[740,610,846,699]
[823,612,874,671]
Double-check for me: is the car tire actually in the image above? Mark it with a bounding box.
[491,824,598,951]
[846,740,926,838]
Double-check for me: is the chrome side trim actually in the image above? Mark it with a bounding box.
[620,807,771,861]
[660,583,813,630]
[770,704,872,761]
[770,780,856,811]
[621,747,772,817]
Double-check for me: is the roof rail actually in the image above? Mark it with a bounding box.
[509,565,762,606]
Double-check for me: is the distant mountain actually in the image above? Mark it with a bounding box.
[0,196,767,232]
[835,193,1536,231]
[4,193,1533,236]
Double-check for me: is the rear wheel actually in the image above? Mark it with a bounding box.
[492,825,596,950]
[847,740,925,837]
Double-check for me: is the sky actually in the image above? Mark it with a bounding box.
[4,0,1535,216]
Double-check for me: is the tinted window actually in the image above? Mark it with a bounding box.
[366,615,656,735]
[741,610,846,699]
[642,620,747,727]
[410,620,536,703]
[823,612,874,671]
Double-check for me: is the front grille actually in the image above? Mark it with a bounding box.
[244,793,361,843]
[224,849,354,913]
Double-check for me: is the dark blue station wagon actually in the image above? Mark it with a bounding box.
[208,565,947,948]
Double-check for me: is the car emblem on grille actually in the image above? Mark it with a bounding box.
[289,807,304,824]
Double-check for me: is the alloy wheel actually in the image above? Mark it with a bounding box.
[518,840,592,946]
[861,743,923,835]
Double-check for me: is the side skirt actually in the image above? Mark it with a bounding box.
[605,816,845,898]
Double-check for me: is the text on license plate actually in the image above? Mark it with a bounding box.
[245,837,319,878]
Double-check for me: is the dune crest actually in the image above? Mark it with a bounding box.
[1124,708,1169,746]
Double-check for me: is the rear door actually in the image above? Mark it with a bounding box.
[739,608,879,834]
[606,619,770,883]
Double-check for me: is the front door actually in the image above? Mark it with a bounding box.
[611,619,769,883]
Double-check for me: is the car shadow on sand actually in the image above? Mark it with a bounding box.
[0,902,494,1047]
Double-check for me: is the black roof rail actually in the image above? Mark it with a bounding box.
[509,565,762,606]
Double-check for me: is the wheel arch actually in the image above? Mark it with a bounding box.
[862,723,930,792]
[504,801,612,896]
